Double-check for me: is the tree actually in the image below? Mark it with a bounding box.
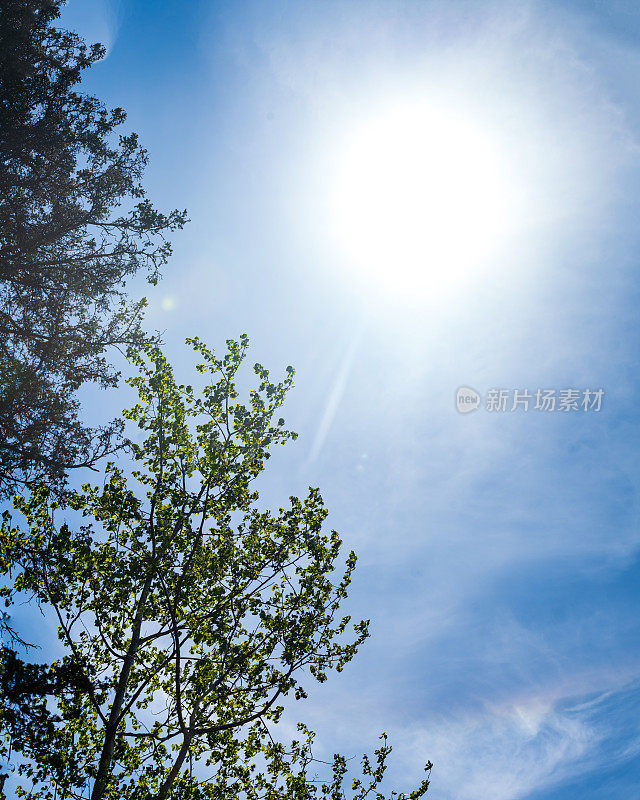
[0,646,104,791]
[0,337,432,799]
[0,0,188,498]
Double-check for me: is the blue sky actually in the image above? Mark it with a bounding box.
[13,0,640,798]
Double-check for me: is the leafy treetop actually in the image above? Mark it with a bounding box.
[1,336,432,800]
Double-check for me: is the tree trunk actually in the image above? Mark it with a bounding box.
[154,736,192,800]
[90,574,153,800]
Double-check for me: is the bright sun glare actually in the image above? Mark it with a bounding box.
[331,101,518,296]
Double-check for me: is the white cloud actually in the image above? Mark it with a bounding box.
[402,695,596,800]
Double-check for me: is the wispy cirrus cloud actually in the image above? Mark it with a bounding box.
[401,673,640,800]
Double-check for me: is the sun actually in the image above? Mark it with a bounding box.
[330,101,517,297]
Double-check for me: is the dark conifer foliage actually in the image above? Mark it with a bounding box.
[0,0,187,497]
